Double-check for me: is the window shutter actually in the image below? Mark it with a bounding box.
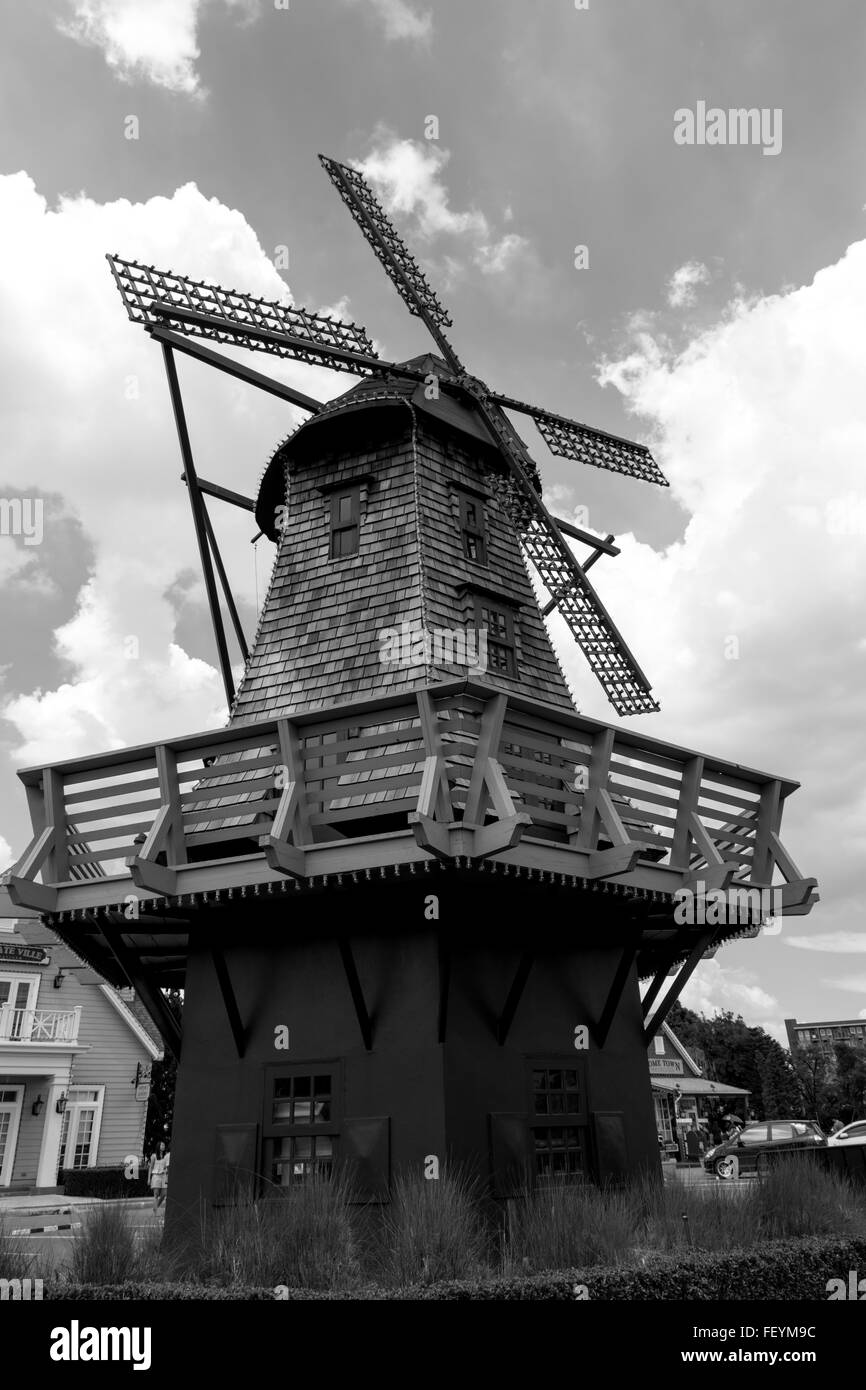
[488,1112,529,1197]
[213,1122,258,1206]
[341,1116,390,1200]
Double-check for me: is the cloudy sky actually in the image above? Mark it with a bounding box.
[0,0,864,1042]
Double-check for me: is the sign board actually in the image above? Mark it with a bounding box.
[649,1058,684,1075]
[0,943,50,966]
[134,1061,153,1102]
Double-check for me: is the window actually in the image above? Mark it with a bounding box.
[329,487,360,558]
[263,1066,339,1187]
[653,1035,665,1056]
[59,1088,104,1170]
[457,491,487,565]
[529,1064,587,1182]
[478,604,516,677]
[739,1125,770,1145]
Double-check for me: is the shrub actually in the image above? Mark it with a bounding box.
[0,1220,35,1283]
[66,1202,161,1286]
[42,1234,866,1299]
[502,1181,637,1274]
[193,1172,360,1292]
[377,1167,488,1286]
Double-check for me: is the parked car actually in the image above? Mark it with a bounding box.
[827,1119,866,1147]
[702,1119,826,1179]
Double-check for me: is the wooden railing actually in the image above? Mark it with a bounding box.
[0,1007,81,1043]
[5,681,817,915]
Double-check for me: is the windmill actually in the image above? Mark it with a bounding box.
[3,155,817,1219]
[107,153,667,719]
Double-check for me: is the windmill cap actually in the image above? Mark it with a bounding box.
[254,353,502,538]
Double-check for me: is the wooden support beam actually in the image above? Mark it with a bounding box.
[161,342,235,709]
[641,934,689,1019]
[149,325,323,414]
[643,930,717,1044]
[200,498,249,663]
[462,693,508,825]
[261,718,309,880]
[338,938,373,1051]
[209,942,247,1058]
[671,756,703,869]
[181,473,255,513]
[496,951,533,1046]
[593,935,640,1048]
[43,769,68,882]
[127,745,183,897]
[99,926,182,1060]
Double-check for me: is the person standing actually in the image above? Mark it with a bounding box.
[148,1140,170,1212]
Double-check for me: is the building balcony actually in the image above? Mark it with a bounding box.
[4,680,817,929]
[0,1006,81,1046]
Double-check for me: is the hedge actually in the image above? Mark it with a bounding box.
[46,1235,866,1300]
[58,1167,150,1199]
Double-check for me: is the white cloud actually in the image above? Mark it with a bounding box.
[475,232,530,277]
[58,0,258,97]
[822,974,866,995]
[674,959,786,1042]
[0,835,12,871]
[784,932,866,954]
[666,259,710,308]
[359,135,531,281]
[0,173,347,813]
[553,238,866,994]
[342,0,432,44]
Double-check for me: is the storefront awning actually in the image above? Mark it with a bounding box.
[650,1078,750,1097]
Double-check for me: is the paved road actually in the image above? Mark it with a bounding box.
[7,1203,164,1278]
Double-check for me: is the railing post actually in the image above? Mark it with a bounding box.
[751,779,781,886]
[671,756,704,870]
[156,744,186,866]
[43,768,68,882]
[571,727,615,850]
[71,1006,82,1042]
[0,1005,10,1040]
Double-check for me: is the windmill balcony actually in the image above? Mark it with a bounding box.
[0,1006,81,1046]
[4,680,817,926]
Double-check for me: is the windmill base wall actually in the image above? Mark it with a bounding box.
[164,879,659,1244]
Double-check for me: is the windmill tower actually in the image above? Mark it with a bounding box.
[5,158,817,1219]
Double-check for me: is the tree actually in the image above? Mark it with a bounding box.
[662,1003,801,1119]
[755,1044,801,1118]
[792,1043,835,1126]
[833,1043,866,1121]
[143,989,182,1156]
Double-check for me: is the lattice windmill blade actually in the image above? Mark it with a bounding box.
[319,154,465,372]
[457,380,659,716]
[106,254,380,375]
[493,392,668,487]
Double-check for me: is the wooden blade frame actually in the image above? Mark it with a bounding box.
[107,254,377,374]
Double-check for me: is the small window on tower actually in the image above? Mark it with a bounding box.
[477,602,517,676]
[330,486,360,558]
[457,491,487,565]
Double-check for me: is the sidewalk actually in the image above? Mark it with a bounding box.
[0,1193,154,1218]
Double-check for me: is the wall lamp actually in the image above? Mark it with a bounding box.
[31,1094,44,1116]
[55,1092,67,1115]
[53,970,66,990]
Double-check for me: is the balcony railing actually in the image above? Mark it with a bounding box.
[0,1006,81,1044]
[5,681,817,917]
